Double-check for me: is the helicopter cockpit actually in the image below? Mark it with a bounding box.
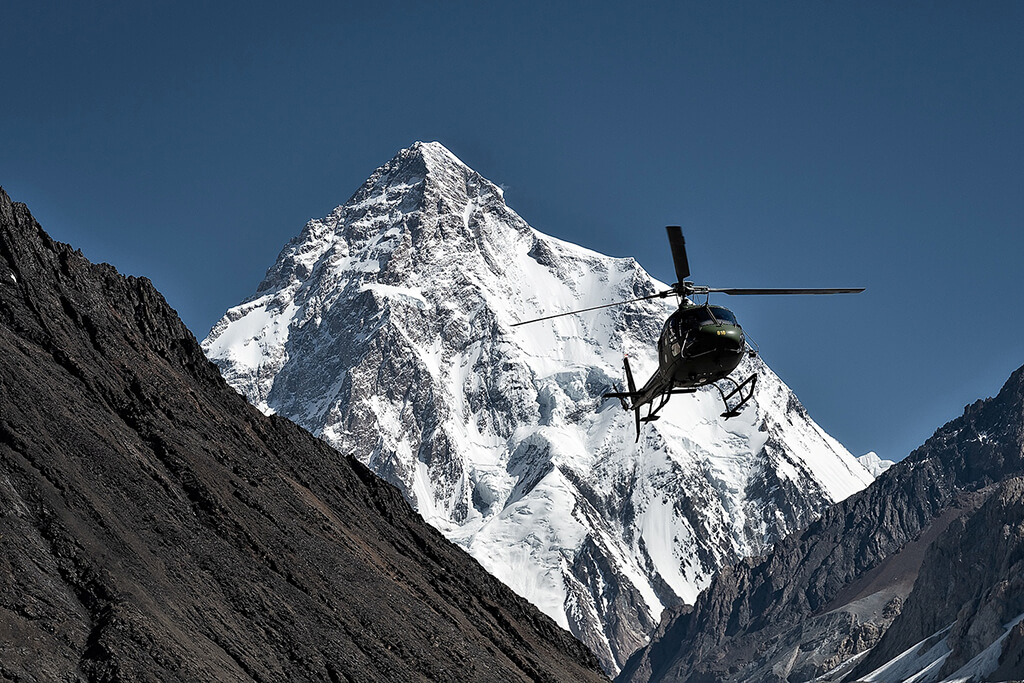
[659,303,746,365]
[705,306,738,326]
[666,304,740,336]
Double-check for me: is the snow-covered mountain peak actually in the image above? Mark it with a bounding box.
[203,143,877,674]
[351,141,489,213]
[252,141,513,294]
[857,451,896,477]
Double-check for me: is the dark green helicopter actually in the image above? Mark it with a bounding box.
[513,226,863,441]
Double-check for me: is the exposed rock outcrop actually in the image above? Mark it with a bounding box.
[0,187,607,682]
[849,476,1024,681]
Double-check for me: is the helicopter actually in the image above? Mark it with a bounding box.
[512,226,863,441]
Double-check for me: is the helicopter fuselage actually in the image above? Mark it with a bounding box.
[659,303,745,387]
[630,302,746,409]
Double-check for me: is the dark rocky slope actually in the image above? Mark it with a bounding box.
[618,361,1024,682]
[0,187,607,683]
[847,474,1024,681]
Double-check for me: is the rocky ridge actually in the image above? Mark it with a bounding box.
[847,474,1024,682]
[0,187,607,682]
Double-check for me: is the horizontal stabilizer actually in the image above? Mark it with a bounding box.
[603,391,636,400]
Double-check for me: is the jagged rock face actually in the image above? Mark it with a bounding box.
[617,364,1024,683]
[202,142,876,674]
[850,476,1024,682]
[0,188,607,683]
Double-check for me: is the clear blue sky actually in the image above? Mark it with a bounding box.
[3,1,1022,462]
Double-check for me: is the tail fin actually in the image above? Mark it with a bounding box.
[623,354,637,395]
[601,355,643,442]
[623,355,641,442]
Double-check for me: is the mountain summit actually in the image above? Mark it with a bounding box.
[203,142,876,672]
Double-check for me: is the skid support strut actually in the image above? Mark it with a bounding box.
[716,374,757,419]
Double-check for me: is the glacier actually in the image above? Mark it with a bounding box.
[203,141,876,673]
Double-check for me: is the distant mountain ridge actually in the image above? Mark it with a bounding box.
[203,141,877,673]
[0,187,607,682]
[618,363,1024,683]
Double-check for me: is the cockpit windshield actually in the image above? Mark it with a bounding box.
[708,306,738,325]
[672,305,741,333]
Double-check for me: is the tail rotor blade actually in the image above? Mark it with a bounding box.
[666,226,690,284]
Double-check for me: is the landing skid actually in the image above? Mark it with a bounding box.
[604,356,756,439]
[715,374,757,419]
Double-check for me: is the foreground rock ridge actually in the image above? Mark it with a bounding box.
[202,141,877,672]
[0,187,608,682]
[617,363,1024,683]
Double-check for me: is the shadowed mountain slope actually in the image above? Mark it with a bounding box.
[618,362,1024,683]
[0,187,607,682]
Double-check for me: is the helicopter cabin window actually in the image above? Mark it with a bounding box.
[698,308,716,326]
[662,317,677,343]
[669,313,691,338]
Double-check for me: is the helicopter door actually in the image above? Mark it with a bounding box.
[661,315,685,363]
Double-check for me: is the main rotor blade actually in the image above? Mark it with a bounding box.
[510,290,674,327]
[666,226,690,283]
[707,287,865,295]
